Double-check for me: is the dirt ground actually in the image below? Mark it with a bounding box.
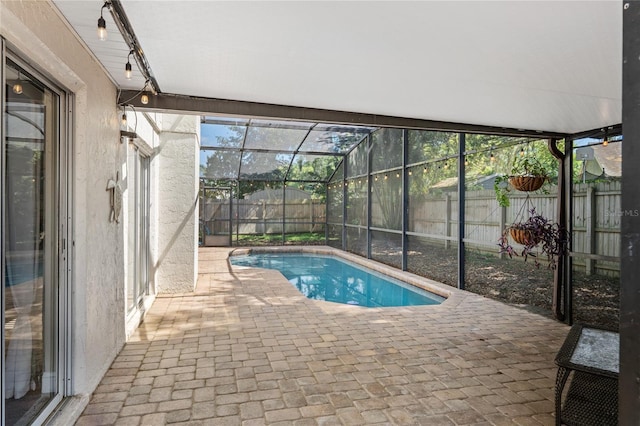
[374,242,620,330]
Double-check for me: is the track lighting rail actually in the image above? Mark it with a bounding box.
[101,0,161,96]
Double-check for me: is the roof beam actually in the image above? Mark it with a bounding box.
[118,91,569,139]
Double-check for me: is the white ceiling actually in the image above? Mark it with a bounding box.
[52,0,622,135]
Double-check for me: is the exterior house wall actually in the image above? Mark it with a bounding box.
[0,2,200,423]
[1,0,126,407]
[1,2,200,422]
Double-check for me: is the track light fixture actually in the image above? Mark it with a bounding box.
[125,51,133,79]
[97,1,110,41]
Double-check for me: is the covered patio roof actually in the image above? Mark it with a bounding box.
[52,0,621,135]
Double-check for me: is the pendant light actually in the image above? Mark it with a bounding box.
[97,2,109,40]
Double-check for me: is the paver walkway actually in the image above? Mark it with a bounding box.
[77,247,569,425]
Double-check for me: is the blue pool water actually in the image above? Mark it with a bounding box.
[230,253,445,307]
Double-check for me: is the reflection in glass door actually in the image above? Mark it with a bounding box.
[3,57,64,424]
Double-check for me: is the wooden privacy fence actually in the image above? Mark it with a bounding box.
[202,199,325,235]
[407,181,621,277]
[202,181,621,276]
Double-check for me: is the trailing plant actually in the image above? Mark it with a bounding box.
[494,155,550,207]
[510,155,549,177]
[498,207,568,269]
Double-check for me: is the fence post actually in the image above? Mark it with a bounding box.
[262,200,267,235]
[499,203,507,259]
[585,185,596,275]
[445,194,451,250]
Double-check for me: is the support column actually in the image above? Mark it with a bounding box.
[156,114,200,293]
[458,133,466,290]
[342,161,348,252]
[620,2,640,422]
[402,129,409,271]
[548,138,567,322]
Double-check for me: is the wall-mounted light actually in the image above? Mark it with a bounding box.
[97,1,110,41]
[125,51,133,79]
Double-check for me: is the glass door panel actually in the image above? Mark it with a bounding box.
[127,147,150,313]
[4,59,60,424]
[137,156,149,302]
[126,147,138,312]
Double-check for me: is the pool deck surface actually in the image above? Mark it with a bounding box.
[77,247,570,425]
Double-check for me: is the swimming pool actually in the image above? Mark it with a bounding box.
[230,252,445,307]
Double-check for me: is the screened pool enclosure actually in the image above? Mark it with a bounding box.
[200,116,622,327]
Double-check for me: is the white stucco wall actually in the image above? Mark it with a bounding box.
[154,114,200,293]
[1,3,201,424]
[1,0,125,410]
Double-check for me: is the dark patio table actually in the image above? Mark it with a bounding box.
[554,323,619,426]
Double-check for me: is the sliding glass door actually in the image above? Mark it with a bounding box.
[3,53,67,425]
[127,144,150,313]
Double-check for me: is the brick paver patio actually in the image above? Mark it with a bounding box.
[77,247,569,425]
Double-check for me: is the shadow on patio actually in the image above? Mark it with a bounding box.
[77,247,570,425]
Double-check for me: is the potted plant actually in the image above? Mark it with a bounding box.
[498,207,568,269]
[494,156,549,207]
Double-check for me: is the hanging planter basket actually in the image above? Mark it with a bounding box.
[508,175,546,192]
[509,227,540,246]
